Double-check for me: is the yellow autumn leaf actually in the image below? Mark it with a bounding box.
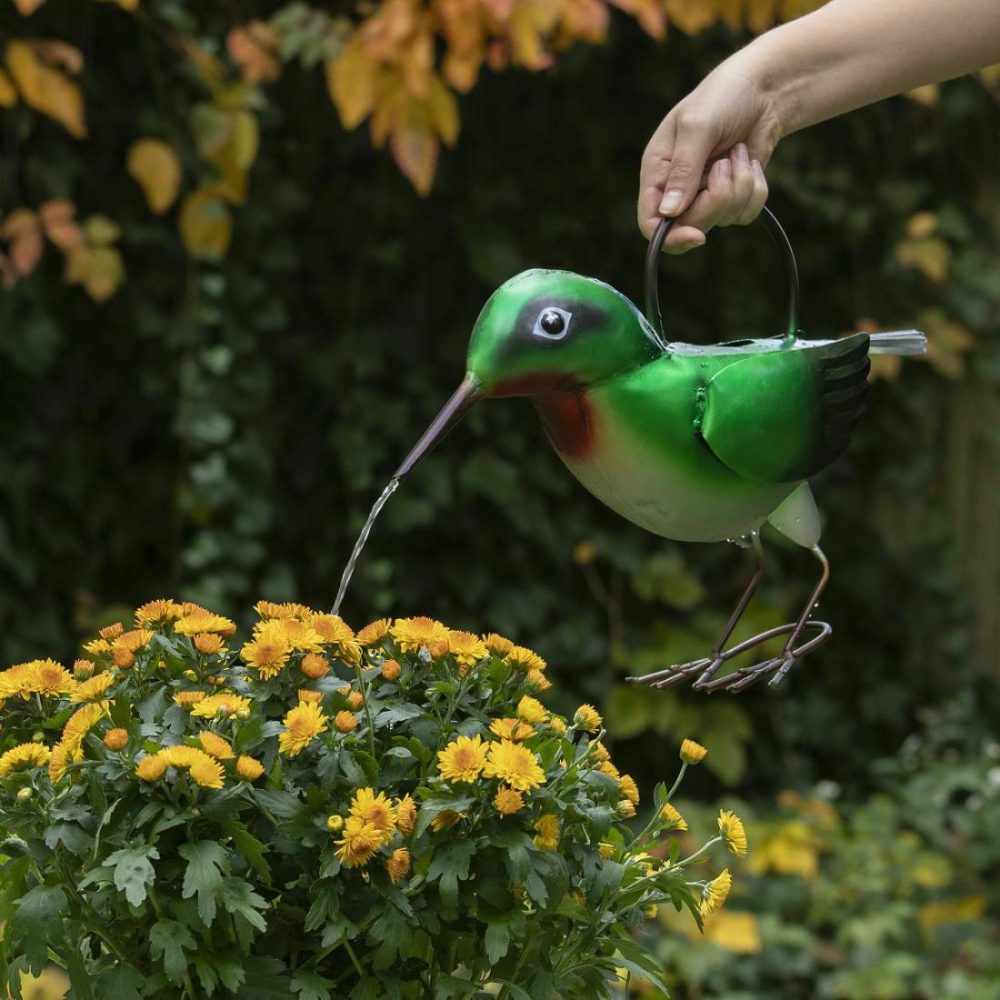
[6,40,86,138]
[745,0,782,33]
[664,0,716,35]
[127,139,182,214]
[0,68,17,107]
[426,76,459,146]
[83,215,122,247]
[895,235,951,283]
[906,211,938,239]
[905,84,939,107]
[115,0,140,10]
[390,123,438,196]
[327,38,379,129]
[919,308,974,379]
[13,0,46,15]
[66,245,125,303]
[179,187,232,261]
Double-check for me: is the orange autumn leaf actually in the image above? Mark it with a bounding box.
[1,209,43,277]
[745,0,783,33]
[227,21,281,85]
[6,39,87,138]
[39,199,84,250]
[127,138,182,214]
[179,187,233,261]
[13,0,46,14]
[390,122,438,196]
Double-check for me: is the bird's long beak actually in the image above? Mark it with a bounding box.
[393,374,483,479]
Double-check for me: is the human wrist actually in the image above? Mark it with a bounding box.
[734,29,809,140]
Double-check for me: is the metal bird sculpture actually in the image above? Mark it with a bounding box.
[391,209,925,692]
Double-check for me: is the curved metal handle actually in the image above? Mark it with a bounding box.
[644,205,800,344]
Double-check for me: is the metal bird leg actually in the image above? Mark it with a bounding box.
[628,539,832,693]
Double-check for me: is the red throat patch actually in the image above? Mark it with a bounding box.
[533,392,596,461]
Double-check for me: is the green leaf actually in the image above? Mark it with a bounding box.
[44,821,93,856]
[10,885,67,972]
[292,968,335,1000]
[179,841,228,926]
[220,876,268,932]
[413,795,477,838]
[224,820,272,884]
[106,843,159,907]
[94,965,146,1000]
[238,957,293,999]
[426,840,476,911]
[253,788,302,819]
[149,919,196,985]
[367,905,413,969]
[484,918,511,964]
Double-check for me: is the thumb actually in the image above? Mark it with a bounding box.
[658,117,715,217]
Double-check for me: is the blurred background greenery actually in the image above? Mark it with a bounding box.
[1,1,998,997]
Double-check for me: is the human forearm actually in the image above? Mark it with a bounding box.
[746,0,1000,137]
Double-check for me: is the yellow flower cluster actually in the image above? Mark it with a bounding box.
[334,787,404,869]
[136,744,225,789]
[241,604,360,679]
[278,701,329,756]
[0,659,77,702]
[0,742,51,777]
[49,701,108,782]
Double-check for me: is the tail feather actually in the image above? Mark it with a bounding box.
[869,329,927,356]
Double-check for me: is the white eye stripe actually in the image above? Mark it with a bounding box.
[533,307,572,340]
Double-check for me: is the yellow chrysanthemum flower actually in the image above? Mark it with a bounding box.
[335,817,381,868]
[437,735,488,783]
[619,774,640,805]
[48,741,81,783]
[72,659,95,679]
[72,671,117,702]
[308,613,354,645]
[135,753,169,782]
[534,814,560,850]
[507,645,546,673]
[549,716,567,735]
[278,701,329,756]
[114,629,154,653]
[326,814,344,832]
[483,633,515,657]
[357,618,391,646]
[526,669,551,691]
[680,739,708,765]
[660,802,688,831]
[187,753,226,789]
[494,786,524,816]
[446,630,488,667]
[598,760,621,781]
[430,810,463,832]
[349,788,397,843]
[103,728,129,751]
[387,847,411,883]
[236,755,265,781]
[241,631,292,680]
[61,701,108,750]
[174,610,237,638]
[198,731,235,760]
[152,745,225,789]
[380,659,401,681]
[173,690,207,707]
[254,600,300,620]
[396,794,417,836]
[334,710,358,733]
[516,695,547,724]
[391,616,449,653]
[489,717,534,742]
[82,638,112,658]
[189,691,251,718]
[0,743,51,777]
[346,690,364,710]
[618,799,637,818]
[574,704,602,732]
[160,745,200,767]
[591,743,610,763]
[99,622,124,640]
[599,842,615,860]
[701,869,733,917]
[298,689,324,705]
[135,599,183,627]
[112,647,135,669]
[0,660,77,699]
[483,740,546,792]
[270,617,325,654]
[194,633,225,655]
[718,809,748,857]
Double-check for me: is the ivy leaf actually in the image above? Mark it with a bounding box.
[10,885,67,971]
[149,919,196,985]
[106,843,159,907]
[179,841,228,926]
[291,968,335,1000]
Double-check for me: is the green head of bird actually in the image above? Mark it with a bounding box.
[393,269,662,477]
[466,268,663,396]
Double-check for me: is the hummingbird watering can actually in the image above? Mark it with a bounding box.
[340,209,926,693]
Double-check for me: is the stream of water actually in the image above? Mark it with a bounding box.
[331,477,400,617]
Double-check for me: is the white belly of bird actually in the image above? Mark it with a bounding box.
[554,413,797,544]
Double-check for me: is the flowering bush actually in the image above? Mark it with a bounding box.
[0,601,745,999]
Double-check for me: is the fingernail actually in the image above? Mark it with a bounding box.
[752,159,765,178]
[659,189,684,216]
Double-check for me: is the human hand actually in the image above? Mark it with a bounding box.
[638,57,782,252]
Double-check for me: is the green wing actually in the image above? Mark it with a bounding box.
[700,333,870,483]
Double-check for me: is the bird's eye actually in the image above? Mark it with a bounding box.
[533,307,572,340]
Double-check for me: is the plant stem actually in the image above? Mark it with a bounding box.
[673,836,723,870]
[665,762,688,802]
[354,662,377,759]
[343,937,367,981]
